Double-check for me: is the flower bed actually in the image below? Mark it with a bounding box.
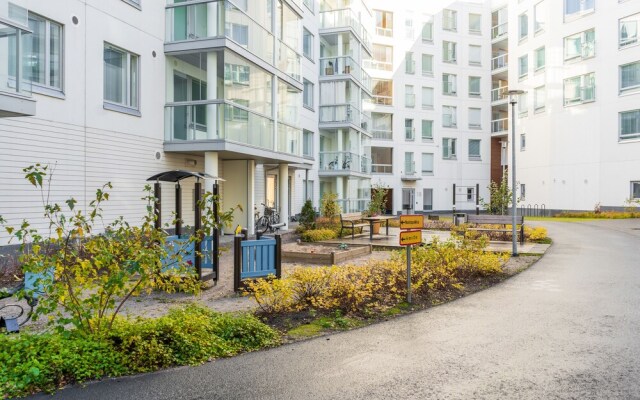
[282,243,372,265]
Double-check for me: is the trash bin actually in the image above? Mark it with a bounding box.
[454,213,467,226]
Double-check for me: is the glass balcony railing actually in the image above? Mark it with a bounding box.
[278,40,301,82]
[372,129,392,140]
[319,8,372,50]
[491,54,508,71]
[491,118,509,133]
[491,86,509,102]
[319,56,371,90]
[404,161,417,176]
[337,198,369,213]
[372,164,392,174]
[363,59,392,71]
[319,104,371,132]
[0,21,32,97]
[277,122,303,157]
[319,151,371,174]
[165,102,274,151]
[165,1,275,65]
[492,22,508,40]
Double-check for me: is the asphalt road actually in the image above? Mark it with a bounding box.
[34,219,640,400]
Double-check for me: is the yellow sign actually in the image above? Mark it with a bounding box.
[400,215,424,230]
[399,230,422,246]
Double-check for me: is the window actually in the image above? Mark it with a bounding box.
[421,120,433,141]
[631,182,640,199]
[468,139,481,159]
[304,179,314,201]
[442,138,457,159]
[443,106,457,128]
[469,76,481,97]
[421,153,434,174]
[405,118,415,140]
[469,13,481,35]
[519,54,529,78]
[620,13,639,48]
[534,46,545,71]
[520,184,526,201]
[564,73,595,105]
[620,109,640,140]
[19,13,63,91]
[443,9,457,31]
[422,87,434,109]
[422,54,433,76]
[422,18,433,41]
[443,73,456,95]
[375,10,393,37]
[303,28,313,60]
[303,79,313,109]
[534,1,547,33]
[468,108,481,129]
[405,18,414,39]
[405,52,415,74]
[405,85,415,108]
[534,86,546,111]
[469,45,482,66]
[564,29,595,61]
[372,79,393,105]
[443,41,457,63]
[518,93,528,116]
[303,0,313,13]
[519,13,528,40]
[372,113,393,140]
[372,44,393,71]
[404,152,415,174]
[104,43,139,111]
[423,188,433,211]
[520,133,526,151]
[565,0,594,19]
[303,130,313,157]
[620,62,640,93]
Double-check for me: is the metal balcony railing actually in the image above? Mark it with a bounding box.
[491,118,509,133]
[491,86,509,102]
[491,22,508,40]
[491,54,508,71]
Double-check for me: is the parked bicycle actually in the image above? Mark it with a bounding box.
[255,203,281,234]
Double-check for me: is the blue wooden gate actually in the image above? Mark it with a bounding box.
[162,235,215,272]
[234,235,282,291]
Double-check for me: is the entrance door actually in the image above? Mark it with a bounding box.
[402,188,415,214]
[266,175,277,208]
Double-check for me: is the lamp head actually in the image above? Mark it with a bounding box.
[508,89,525,104]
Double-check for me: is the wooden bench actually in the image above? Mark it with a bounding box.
[466,215,525,244]
[340,212,369,239]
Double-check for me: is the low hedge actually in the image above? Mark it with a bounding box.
[0,305,279,398]
[556,211,640,219]
[300,228,338,242]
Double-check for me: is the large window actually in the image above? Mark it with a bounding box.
[422,18,433,42]
[469,13,481,35]
[443,41,457,63]
[405,85,415,108]
[620,13,639,48]
[372,44,393,71]
[422,54,433,76]
[565,0,594,19]
[468,108,481,129]
[421,153,434,174]
[469,76,481,97]
[372,79,393,105]
[620,61,640,93]
[469,45,482,66]
[421,120,433,141]
[534,1,547,33]
[534,85,546,112]
[22,13,63,91]
[104,43,139,111]
[632,181,640,200]
[534,46,546,71]
[303,28,313,60]
[303,79,313,109]
[564,29,595,61]
[303,129,313,157]
[519,54,529,78]
[443,73,457,95]
[564,73,595,106]
[405,118,415,141]
[442,138,457,159]
[519,13,528,40]
[620,109,640,140]
[468,139,481,159]
[422,87,434,109]
[375,10,393,37]
[443,106,457,128]
[443,9,457,31]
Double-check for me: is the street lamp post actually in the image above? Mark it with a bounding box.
[508,89,524,257]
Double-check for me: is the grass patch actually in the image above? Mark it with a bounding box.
[286,312,364,338]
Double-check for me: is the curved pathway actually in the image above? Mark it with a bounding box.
[36,220,640,400]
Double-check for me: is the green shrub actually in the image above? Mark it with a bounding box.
[0,305,279,397]
[298,200,316,230]
[301,229,338,242]
[320,193,341,221]
[555,211,640,219]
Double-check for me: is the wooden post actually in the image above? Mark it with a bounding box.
[175,183,182,236]
[194,180,202,280]
[476,183,480,215]
[154,182,161,230]
[275,234,282,279]
[212,182,219,282]
[241,228,248,240]
[233,235,242,292]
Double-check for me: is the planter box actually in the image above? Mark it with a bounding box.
[282,243,372,265]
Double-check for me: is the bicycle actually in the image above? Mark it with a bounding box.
[255,203,281,234]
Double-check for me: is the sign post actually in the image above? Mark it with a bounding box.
[399,215,424,304]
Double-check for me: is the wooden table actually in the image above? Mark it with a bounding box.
[361,215,397,241]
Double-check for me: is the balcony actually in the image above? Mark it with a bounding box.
[164,101,302,159]
[336,198,369,213]
[372,163,392,174]
[319,8,372,51]
[376,26,392,37]
[319,104,371,132]
[491,86,509,103]
[319,56,371,90]
[277,40,301,82]
[0,19,36,118]
[402,161,421,180]
[319,151,371,175]
[491,54,508,72]
[491,22,508,41]
[372,129,392,140]
[491,118,508,134]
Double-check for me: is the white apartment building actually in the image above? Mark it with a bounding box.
[366,0,493,215]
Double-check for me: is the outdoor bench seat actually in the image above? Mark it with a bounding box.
[466,214,525,244]
[339,212,369,239]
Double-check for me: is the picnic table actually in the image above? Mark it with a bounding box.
[361,215,397,241]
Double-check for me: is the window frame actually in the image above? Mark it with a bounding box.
[469,76,481,97]
[303,28,314,61]
[563,72,596,106]
[518,12,528,41]
[421,119,433,141]
[421,152,434,174]
[22,12,65,95]
[519,54,529,79]
[564,0,595,21]
[442,41,457,63]
[620,61,640,94]
[564,28,596,62]
[469,44,482,66]
[442,137,457,159]
[619,13,639,49]
[103,42,140,115]
[534,85,546,112]
[534,46,546,71]
[619,109,640,140]
[303,78,314,110]
[468,108,482,130]
[442,105,457,128]
[631,181,640,199]
[469,13,482,35]
[421,54,433,76]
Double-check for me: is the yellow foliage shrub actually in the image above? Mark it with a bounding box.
[524,226,548,241]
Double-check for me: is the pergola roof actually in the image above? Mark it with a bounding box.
[146,170,224,183]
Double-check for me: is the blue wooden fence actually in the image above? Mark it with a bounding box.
[234,235,281,291]
[162,235,215,272]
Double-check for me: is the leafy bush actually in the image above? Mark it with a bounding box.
[0,305,279,397]
[524,226,548,241]
[320,193,341,221]
[300,229,338,242]
[555,211,640,219]
[246,236,506,316]
[298,200,316,230]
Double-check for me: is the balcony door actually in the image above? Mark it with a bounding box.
[173,72,207,140]
[402,188,415,214]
